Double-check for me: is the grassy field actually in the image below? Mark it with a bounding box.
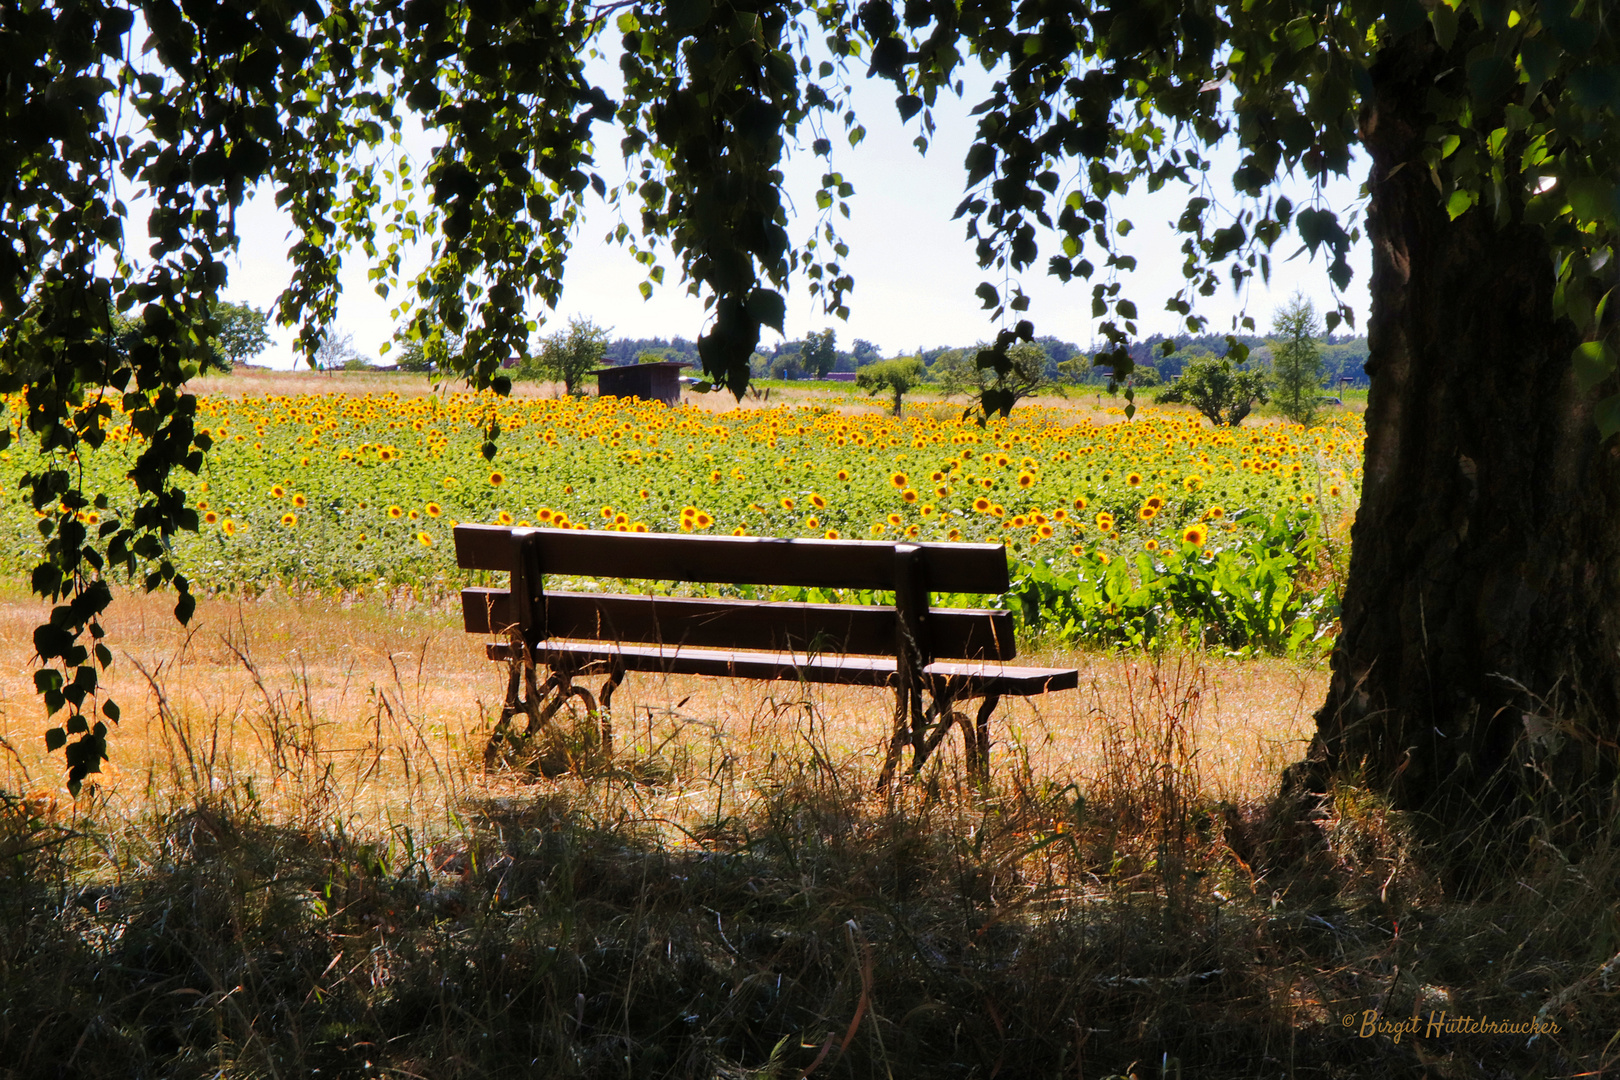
[1,374,1613,1077]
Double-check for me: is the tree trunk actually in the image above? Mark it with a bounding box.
[1297,32,1620,875]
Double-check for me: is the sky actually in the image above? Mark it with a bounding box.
[213,51,1372,371]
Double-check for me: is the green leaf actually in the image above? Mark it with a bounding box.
[1445,188,1477,220]
[1572,341,1616,392]
[1430,3,1458,51]
[1595,392,1620,441]
[1466,54,1515,104]
[1567,178,1616,225]
[666,0,710,31]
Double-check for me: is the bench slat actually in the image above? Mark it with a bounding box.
[454,524,1010,594]
[462,588,1017,661]
[484,640,1079,697]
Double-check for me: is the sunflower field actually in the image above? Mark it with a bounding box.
[0,390,1362,656]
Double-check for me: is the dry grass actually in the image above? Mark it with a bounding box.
[1,588,1614,1078]
[0,588,1317,824]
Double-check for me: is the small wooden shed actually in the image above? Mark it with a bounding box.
[594,361,688,405]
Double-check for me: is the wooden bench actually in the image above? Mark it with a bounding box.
[454,524,1078,785]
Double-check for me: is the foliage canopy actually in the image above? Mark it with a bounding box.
[854,355,926,414]
[1156,356,1271,426]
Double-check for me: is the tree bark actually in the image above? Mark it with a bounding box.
[1298,32,1620,874]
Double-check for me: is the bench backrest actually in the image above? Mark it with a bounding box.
[453,524,1016,663]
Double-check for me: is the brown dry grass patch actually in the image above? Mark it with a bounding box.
[1,588,1612,1079]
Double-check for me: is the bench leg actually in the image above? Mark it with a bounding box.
[972,694,1000,780]
[876,683,917,791]
[596,661,625,753]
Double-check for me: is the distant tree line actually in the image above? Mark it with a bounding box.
[375,312,1368,419]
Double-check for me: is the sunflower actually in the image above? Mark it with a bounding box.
[1329,484,1342,497]
[417,531,433,547]
[1138,505,1157,521]
[1182,524,1209,546]
[387,505,403,519]
[1183,475,1203,492]
[805,516,820,529]
[710,470,722,483]
[1016,471,1036,488]
[425,502,442,518]
[1070,544,1086,557]
[887,513,903,526]
[890,472,909,489]
[1126,472,1143,486]
[222,519,237,536]
[780,497,795,511]
[824,529,840,539]
[270,485,286,499]
[408,509,420,520]
[810,493,826,509]
[280,512,297,527]
[732,526,747,536]
[497,511,514,526]
[837,469,850,481]
[947,528,962,541]
[1144,539,1160,552]
[489,471,505,486]
[990,504,1005,517]
[1096,512,1115,532]
[1072,496,1088,510]
[203,511,218,525]
[901,488,919,503]
[1038,524,1054,538]
[1208,505,1225,519]
[1145,495,1163,509]
[973,496,992,513]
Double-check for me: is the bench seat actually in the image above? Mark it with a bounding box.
[485,638,1080,697]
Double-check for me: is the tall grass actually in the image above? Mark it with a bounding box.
[0,593,1614,1077]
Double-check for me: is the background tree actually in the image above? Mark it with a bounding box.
[311,330,365,372]
[855,356,926,416]
[937,342,1067,411]
[209,302,274,370]
[850,338,883,366]
[1270,293,1325,425]
[523,318,610,396]
[1156,357,1270,427]
[392,327,465,373]
[798,328,838,380]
